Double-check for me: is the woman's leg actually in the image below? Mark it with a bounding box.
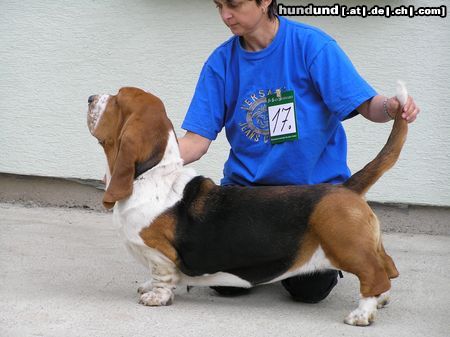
[281,270,339,303]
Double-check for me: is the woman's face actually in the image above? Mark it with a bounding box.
[213,0,269,36]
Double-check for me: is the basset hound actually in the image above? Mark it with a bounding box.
[86,83,408,326]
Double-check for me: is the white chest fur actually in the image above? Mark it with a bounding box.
[112,131,195,261]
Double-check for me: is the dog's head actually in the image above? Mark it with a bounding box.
[87,87,172,209]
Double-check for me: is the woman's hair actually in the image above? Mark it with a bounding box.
[255,0,278,20]
[222,0,278,20]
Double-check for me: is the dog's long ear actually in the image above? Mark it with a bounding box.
[102,127,136,209]
[102,92,169,209]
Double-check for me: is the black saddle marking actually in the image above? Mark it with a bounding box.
[172,176,330,285]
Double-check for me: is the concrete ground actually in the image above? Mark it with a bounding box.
[0,202,449,337]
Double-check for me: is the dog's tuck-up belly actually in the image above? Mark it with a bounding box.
[169,176,331,286]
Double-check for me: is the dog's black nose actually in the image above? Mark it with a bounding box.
[88,95,96,104]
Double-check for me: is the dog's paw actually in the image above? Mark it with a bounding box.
[138,287,174,306]
[137,281,153,294]
[344,308,376,326]
[344,297,377,326]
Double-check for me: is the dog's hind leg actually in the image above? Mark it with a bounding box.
[344,296,378,326]
[344,290,393,326]
[343,254,392,326]
[379,242,399,279]
[344,288,392,326]
[306,191,397,325]
[372,243,397,310]
[376,291,390,309]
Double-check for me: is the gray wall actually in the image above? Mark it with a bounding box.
[1,0,449,206]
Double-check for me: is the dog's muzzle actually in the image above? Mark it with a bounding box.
[87,94,109,135]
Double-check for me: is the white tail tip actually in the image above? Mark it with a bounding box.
[396,80,408,107]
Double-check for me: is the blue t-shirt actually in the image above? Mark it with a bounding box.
[182,17,377,186]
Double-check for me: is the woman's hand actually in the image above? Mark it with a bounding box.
[387,95,420,123]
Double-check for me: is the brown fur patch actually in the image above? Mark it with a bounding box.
[309,188,394,297]
[379,242,400,279]
[140,212,179,265]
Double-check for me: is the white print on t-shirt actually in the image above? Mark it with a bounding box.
[239,87,287,144]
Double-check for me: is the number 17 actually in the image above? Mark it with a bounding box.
[271,106,292,133]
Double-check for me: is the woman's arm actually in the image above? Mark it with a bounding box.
[357,94,420,123]
[178,131,212,165]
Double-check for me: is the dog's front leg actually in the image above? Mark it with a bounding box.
[138,261,179,306]
[137,280,154,294]
[139,287,175,306]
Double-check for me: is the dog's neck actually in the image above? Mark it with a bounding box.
[134,130,195,197]
[114,130,196,237]
[139,130,184,179]
[135,129,183,179]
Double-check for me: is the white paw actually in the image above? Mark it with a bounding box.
[138,288,174,306]
[344,297,378,326]
[344,308,376,326]
[137,281,153,294]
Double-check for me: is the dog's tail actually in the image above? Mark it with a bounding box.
[344,81,409,196]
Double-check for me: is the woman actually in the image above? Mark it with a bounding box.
[178,0,419,302]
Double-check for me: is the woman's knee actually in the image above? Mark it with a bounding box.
[281,270,339,303]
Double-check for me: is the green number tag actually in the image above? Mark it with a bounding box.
[266,90,299,144]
